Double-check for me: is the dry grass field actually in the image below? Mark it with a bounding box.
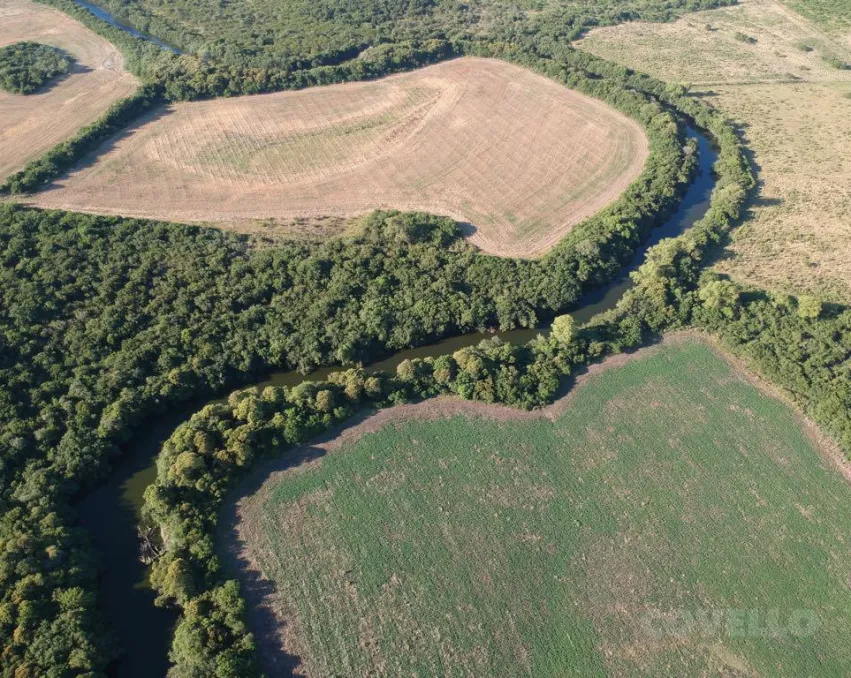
[0,0,138,181]
[578,0,851,301]
[29,57,649,257]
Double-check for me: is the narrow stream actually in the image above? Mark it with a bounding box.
[79,129,717,677]
[72,0,183,53]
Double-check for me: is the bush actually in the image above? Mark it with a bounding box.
[0,41,71,94]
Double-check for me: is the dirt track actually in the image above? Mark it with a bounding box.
[30,57,649,257]
[0,0,138,181]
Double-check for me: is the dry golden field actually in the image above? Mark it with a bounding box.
[30,57,649,257]
[0,0,138,181]
[579,0,851,301]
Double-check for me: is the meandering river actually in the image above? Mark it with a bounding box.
[79,128,717,677]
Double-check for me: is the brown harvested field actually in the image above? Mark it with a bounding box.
[29,57,649,257]
[0,0,138,181]
[578,0,851,301]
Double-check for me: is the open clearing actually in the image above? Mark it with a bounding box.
[578,0,851,301]
[0,0,137,181]
[29,57,649,257]
[226,337,851,677]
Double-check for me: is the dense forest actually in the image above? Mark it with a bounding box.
[0,41,71,94]
[0,32,751,675]
[56,0,737,69]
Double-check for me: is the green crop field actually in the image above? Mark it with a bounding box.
[239,339,851,677]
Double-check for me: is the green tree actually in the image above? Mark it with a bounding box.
[797,295,823,319]
[698,280,740,317]
[551,314,575,345]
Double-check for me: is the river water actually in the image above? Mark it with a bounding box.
[79,129,717,677]
[72,0,182,53]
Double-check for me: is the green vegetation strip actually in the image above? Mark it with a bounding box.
[244,340,851,677]
[0,41,71,94]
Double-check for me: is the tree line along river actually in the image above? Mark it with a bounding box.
[78,129,718,677]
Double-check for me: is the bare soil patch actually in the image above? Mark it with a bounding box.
[578,0,851,301]
[29,57,649,258]
[0,0,138,181]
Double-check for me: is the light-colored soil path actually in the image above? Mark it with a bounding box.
[0,0,138,181]
[29,57,649,258]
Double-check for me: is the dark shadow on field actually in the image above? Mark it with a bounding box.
[41,105,174,189]
[218,409,382,677]
[556,332,667,400]
[456,220,478,240]
[67,60,90,76]
[702,119,775,267]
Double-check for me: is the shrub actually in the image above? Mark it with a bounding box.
[0,41,72,94]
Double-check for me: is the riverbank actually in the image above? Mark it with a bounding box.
[78,127,717,677]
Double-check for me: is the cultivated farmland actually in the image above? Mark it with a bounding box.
[227,338,851,677]
[29,57,649,257]
[578,0,851,301]
[0,0,137,181]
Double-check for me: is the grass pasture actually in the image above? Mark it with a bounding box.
[230,339,851,677]
[578,0,851,302]
[29,57,649,257]
[0,0,137,181]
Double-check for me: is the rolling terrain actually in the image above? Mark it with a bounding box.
[29,57,649,257]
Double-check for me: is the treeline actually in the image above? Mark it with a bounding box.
[0,41,71,94]
[142,63,757,671]
[144,49,844,675]
[0,84,162,194]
